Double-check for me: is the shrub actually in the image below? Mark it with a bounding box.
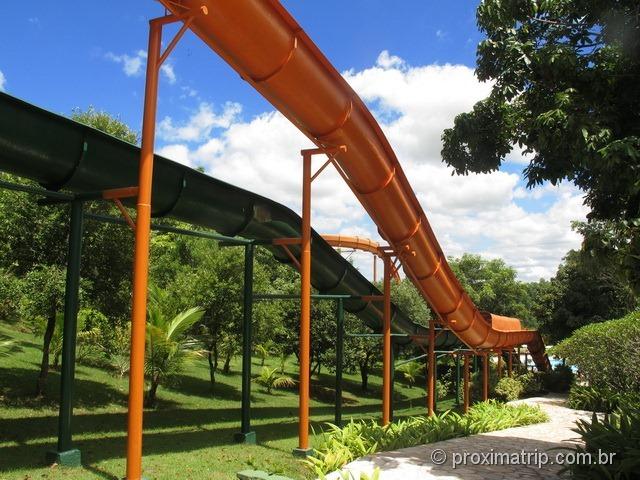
[435,379,449,401]
[568,385,640,413]
[542,364,574,393]
[553,311,640,393]
[307,401,548,475]
[516,371,546,397]
[565,405,640,479]
[464,400,548,433]
[495,377,523,401]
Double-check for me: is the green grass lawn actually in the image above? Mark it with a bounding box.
[0,324,457,479]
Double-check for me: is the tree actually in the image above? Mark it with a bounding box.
[343,312,381,392]
[449,254,535,327]
[20,265,67,396]
[144,285,204,407]
[71,106,139,144]
[533,249,636,343]
[442,1,640,288]
[390,278,431,327]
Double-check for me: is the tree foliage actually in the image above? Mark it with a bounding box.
[71,106,139,145]
[442,0,640,287]
[533,249,636,342]
[449,253,536,327]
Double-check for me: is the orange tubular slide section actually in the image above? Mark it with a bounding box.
[159,0,549,370]
[321,234,400,281]
[321,235,381,256]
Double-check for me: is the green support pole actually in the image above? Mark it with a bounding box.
[334,298,344,426]
[455,353,460,407]
[47,200,84,467]
[234,243,256,444]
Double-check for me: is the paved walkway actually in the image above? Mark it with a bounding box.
[327,396,592,480]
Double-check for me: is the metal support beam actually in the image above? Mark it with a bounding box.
[294,149,313,457]
[46,200,84,467]
[335,298,344,426]
[235,243,255,444]
[382,255,392,425]
[427,319,435,416]
[126,9,207,478]
[126,19,162,480]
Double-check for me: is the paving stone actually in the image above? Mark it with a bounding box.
[325,395,593,480]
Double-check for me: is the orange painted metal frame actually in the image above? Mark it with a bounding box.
[296,145,345,452]
[381,254,392,425]
[125,6,207,479]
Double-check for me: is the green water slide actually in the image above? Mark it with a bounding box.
[0,92,461,349]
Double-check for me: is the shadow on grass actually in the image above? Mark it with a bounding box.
[0,414,304,472]
[0,367,131,410]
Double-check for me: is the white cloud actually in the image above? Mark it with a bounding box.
[158,102,242,143]
[157,144,191,167]
[105,49,176,84]
[156,52,588,281]
[376,50,405,70]
[105,50,147,77]
[160,64,176,84]
[0,70,5,91]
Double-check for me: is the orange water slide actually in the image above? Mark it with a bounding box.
[321,234,401,281]
[159,0,549,370]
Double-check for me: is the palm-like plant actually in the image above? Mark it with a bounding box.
[398,361,423,389]
[254,342,271,366]
[145,286,204,407]
[255,366,295,394]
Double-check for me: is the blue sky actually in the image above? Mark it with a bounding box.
[0,1,586,280]
[1,1,481,127]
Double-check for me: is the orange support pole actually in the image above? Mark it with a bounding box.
[508,350,513,377]
[427,319,435,416]
[463,353,470,413]
[482,352,489,401]
[125,8,206,478]
[382,255,392,425]
[497,351,503,379]
[125,18,161,480]
[294,150,313,456]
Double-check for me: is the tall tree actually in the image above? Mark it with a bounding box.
[449,253,536,327]
[441,0,640,288]
[20,265,67,396]
[533,249,636,343]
